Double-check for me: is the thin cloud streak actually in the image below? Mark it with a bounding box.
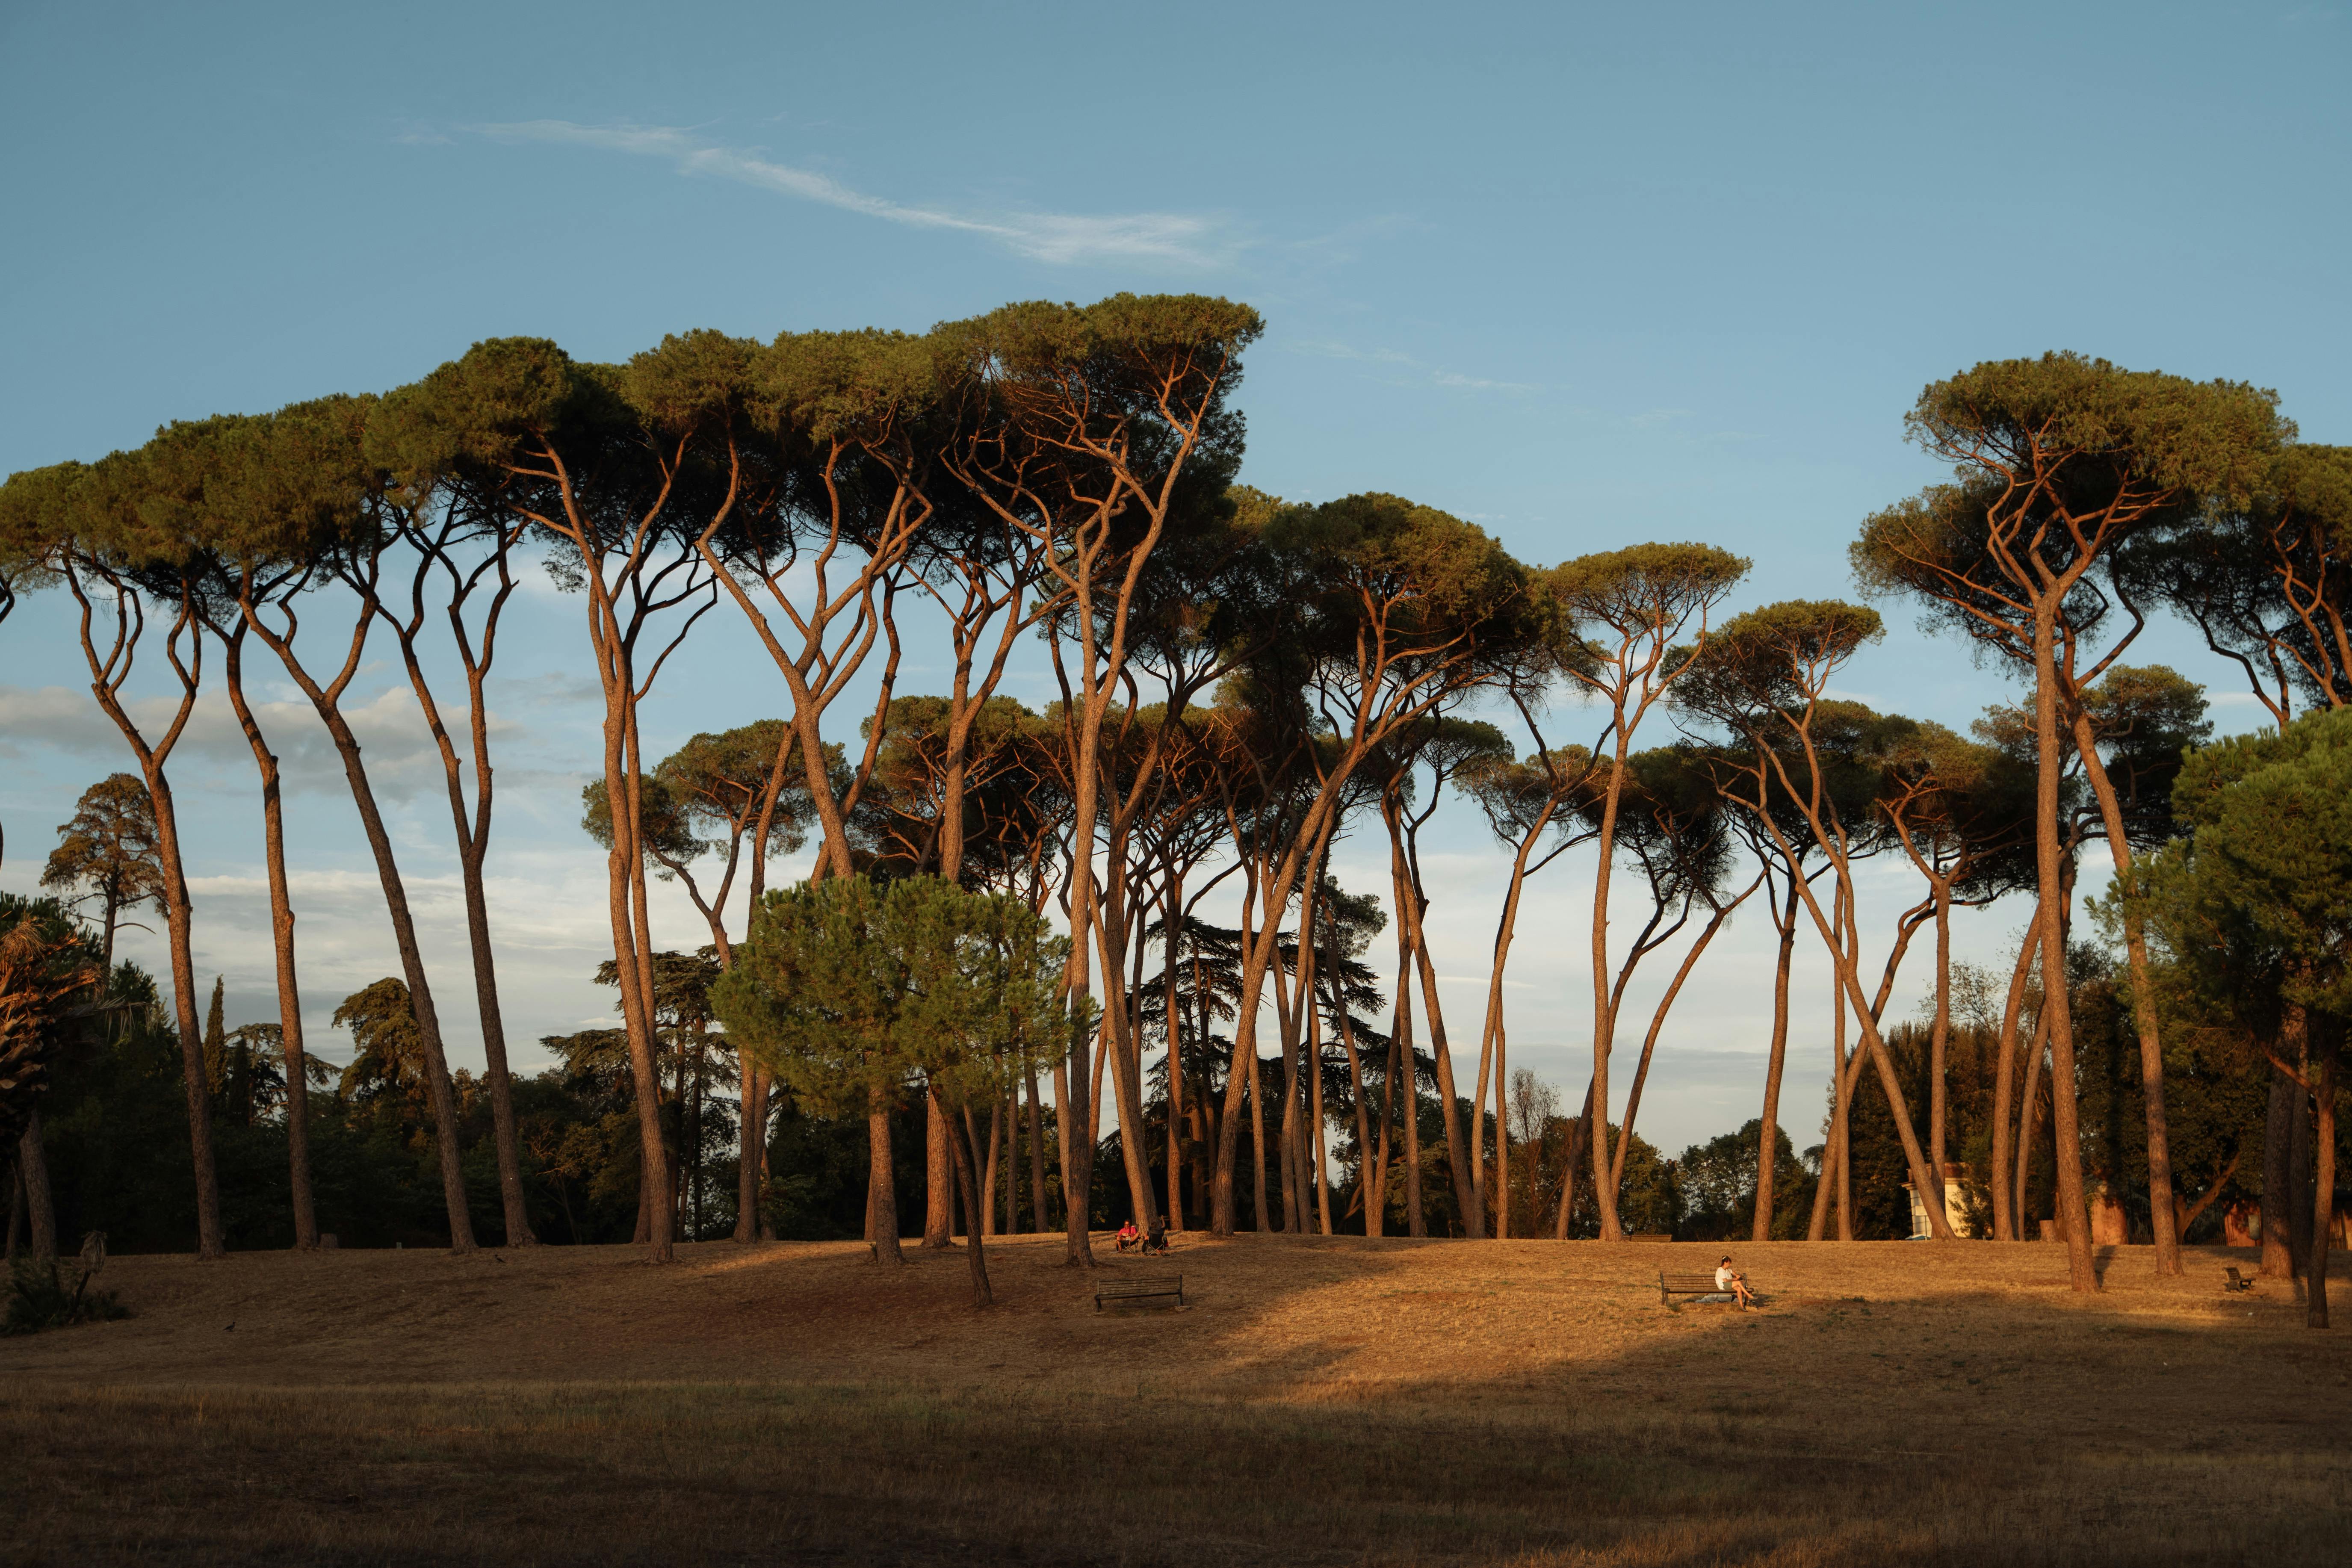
[1288,338,1540,393]
[476,121,1233,268]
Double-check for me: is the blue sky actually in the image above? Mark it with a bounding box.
[2,1,2346,1157]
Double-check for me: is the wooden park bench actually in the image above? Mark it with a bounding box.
[1095,1273,1185,1312]
[1659,1270,1742,1307]
[2224,1266,2255,1293]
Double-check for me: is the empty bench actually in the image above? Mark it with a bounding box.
[1095,1273,1184,1311]
[2224,1266,2255,1293]
[1659,1270,1739,1307]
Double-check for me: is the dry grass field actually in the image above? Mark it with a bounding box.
[4,1233,2348,1566]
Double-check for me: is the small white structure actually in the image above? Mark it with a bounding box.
[1904,1163,1972,1239]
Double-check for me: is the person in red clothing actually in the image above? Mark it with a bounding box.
[1115,1220,1142,1252]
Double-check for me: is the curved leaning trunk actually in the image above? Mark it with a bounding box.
[1329,953,1375,1240]
[1471,819,1550,1238]
[243,591,476,1254]
[219,627,318,1250]
[70,578,222,1259]
[1401,894,1482,1238]
[598,686,672,1263]
[1752,873,1800,1244]
[149,777,221,1257]
[2065,707,2182,1276]
[386,605,535,1249]
[2030,610,2096,1289]
[1807,902,1851,1243]
[2015,1001,2054,1237]
[442,718,531,1247]
[1270,923,1303,1231]
[1617,880,1753,1213]
[1087,859,1164,1240]
[1759,826,1952,1242]
[1210,871,1268,1235]
[945,1096,993,1306]
[1988,907,2045,1242]
[1310,963,1334,1235]
[2014,854,2075,1240]
[1809,887,1938,1240]
[1814,885,1870,1240]
[1587,739,1631,1242]
[735,724,800,1243]
[1058,739,1102,1264]
[1553,1079,1595,1238]
[452,845,531,1245]
[1928,875,1951,1205]
[1383,815,1425,1238]
[315,711,476,1252]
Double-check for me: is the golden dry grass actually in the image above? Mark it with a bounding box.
[4,1234,2348,1565]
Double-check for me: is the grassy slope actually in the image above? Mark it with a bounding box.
[4,1234,2348,1565]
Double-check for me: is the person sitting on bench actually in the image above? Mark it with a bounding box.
[1715,1256,1757,1308]
[1115,1220,1142,1252]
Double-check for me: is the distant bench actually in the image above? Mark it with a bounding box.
[2224,1266,2255,1293]
[1095,1273,1184,1311]
[1659,1270,1739,1307]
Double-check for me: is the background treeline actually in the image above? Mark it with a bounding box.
[18,942,2333,1258]
[3,299,2348,1324]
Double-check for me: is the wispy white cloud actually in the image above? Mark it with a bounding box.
[1290,339,1539,393]
[0,680,598,804]
[474,121,1234,269]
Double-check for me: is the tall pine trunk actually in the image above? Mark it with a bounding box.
[2016,1007,2052,1237]
[251,602,476,1253]
[2260,1066,2298,1279]
[2030,608,2096,1289]
[15,1115,54,1262]
[1928,873,1952,1208]
[71,579,221,1258]
[382,575,535,1249]
[924,1094,955,1248]
[1754,872,1799,1243]
[2305,1041,2334,1330]
[1164,879,1186,1233]
[1988,910,2044,1242]
[219,626,317,1249]
[1025,1066,1051,1234]
[2067,708,2181,1274]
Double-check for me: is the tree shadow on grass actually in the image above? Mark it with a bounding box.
[5,1235,2346,1566]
